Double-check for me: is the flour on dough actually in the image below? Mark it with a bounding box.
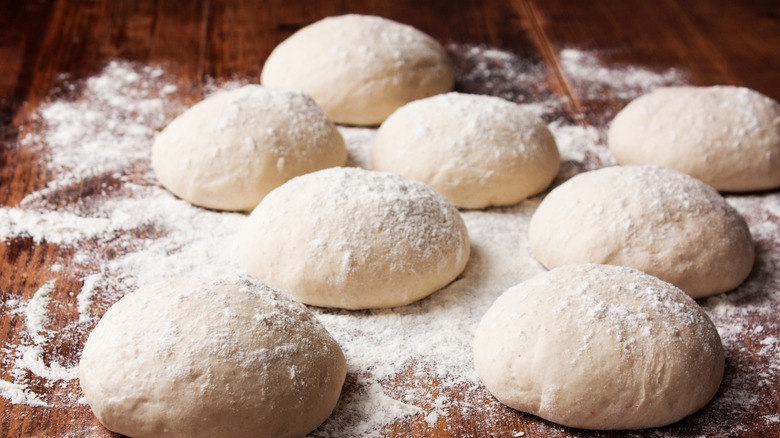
[240,167,470,309]
[372,92,560,209]
[529,165,754,298]
[152,85,346,211]
[474,264,725,430]
[608,85,780,192]
[261,14,454,126]
[78,277,347,438]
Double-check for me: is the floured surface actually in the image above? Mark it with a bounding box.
[0,46,779,437]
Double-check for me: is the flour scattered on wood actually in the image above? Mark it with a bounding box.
[2,47,779,437]
[558,48,686,100]
[77,274,101,323]
[0,380,49,408]
[22,281,56,345]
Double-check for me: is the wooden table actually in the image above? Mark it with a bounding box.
[2,1,780,437]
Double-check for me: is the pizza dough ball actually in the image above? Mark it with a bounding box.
[240,167,470,309]
[608,86,780,192]
[529,165,754,298]
[78,278,346,438]
[372,92,561,208]
[474,264,725,430]
[152,85,347,211]
[261,14,454,126]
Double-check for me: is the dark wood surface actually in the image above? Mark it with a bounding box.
[2,1,780,437]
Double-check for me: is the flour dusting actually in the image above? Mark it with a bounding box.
[558,48,686,100]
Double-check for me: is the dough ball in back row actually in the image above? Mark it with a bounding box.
[529,165,754,298]
[152,85,347,211]
[372,92,560,209]
[240,167,470,310]
[261,14,454,126]
[608,85,780,192]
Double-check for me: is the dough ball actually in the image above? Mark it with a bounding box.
[152,85,347,211]
[474,264,725,430]
[240,167,470,309]
[372,92,560,209]
[78,278,347,438]
[529,165,754,298]
[608,85,780,192]
[261,14,454,126]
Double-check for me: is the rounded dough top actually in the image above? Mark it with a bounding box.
[474,264,725,430]
[261,14,454,126]
[371,92,561,209]
[528,165,754,298]
[240,167,470,309]
[608,85,780,192]
[78,277,347,438]
[152,85,346,211]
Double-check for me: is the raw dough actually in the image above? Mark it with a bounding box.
[473,264,725,430]
[261,14,454,126]
[78,278,346,438]
[528,165,754,298]
[371,92,561,209]
[152,85,346,211]
[240,167,470,309]
[608,85,780,192]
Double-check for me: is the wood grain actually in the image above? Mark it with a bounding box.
[1,1,780,437]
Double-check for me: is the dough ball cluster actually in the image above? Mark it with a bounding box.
[261,14,454,126]
[111,14,767,436]
[529,165,754,298]
[474,264,725,430]
[152,85,346,211]
[240,167,471,309]
[608,85,780,192]
[372,92,560,209]
[78,278,347,438]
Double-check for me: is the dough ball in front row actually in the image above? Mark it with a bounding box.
[240,167,470,309]
[372,92,561,209]
[152,85,346,211]
[474,264,725,430]
[261,14,454,126]
[529,165,754,298]
[79,278,346,438]
[608,85,780,192]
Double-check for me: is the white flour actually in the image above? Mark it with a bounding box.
[1,47,778,437]
[558,48,686,100]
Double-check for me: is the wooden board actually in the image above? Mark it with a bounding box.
[2,1,780,436]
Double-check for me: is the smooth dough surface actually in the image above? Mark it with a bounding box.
[371,92,561,209]
[261,14,454,126]
[528,165,754,298]
[240,167,470,309]
[474,264,725,430]
[608,85,780,192]
[78,278,347,438]
[152,85,346,211]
